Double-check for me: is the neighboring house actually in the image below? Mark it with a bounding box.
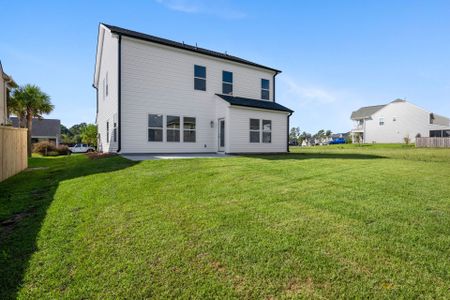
[331,132,350,140]
[93,24,293,154]
[11,117,61,145]
[351,99,450,143]
[0,61,17,125]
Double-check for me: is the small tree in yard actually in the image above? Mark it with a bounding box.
[81,124,97,147]
[9,84,54,157]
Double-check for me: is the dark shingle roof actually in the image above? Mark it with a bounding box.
[102,24,281,74]
[351,105,385,119]
[10,117,60,137]
[216,94,293,113]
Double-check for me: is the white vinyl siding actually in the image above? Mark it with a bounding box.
[120,36,280,153]
[96,26,119,153]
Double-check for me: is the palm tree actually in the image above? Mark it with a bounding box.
[9,84,54,157]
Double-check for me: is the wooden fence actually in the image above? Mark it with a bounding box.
[416,137,450,148]
[0,126,28,181]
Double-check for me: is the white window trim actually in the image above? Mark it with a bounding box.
[194,65,206,91]
[379,117,385,126]
[250,119,261,143]
[148,113,164,142]
[182,115,197,143]
[261,79,270,101]
[262,119,272,143]
[166,115,181,143]
[222,70,233,95]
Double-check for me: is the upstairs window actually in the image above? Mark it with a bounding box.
[167,115,180,142]
[113,122,117,142]
[261,79,270,100]
[105,72,109,97]
[222,71,233,95]
[379,117,384,126]
[106,121,109,143]
[148,114,163,142]
[183,117,196,142]
[194,65,206,91]
[250,119,260,143]
[262,120,272,143]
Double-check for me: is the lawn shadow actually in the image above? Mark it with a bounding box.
[0,154,137,300]
[242,152,386,160]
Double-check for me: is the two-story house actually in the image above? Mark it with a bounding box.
[0,61,17,126]
[93,24,293,154]
[351,99,450,143]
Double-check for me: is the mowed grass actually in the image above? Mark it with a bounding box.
[1,145,450,299]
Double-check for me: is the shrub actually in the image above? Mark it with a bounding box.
[33,141,57,155]
[404,135,411,145]
[56,145,70,155]
[32,141,70,156]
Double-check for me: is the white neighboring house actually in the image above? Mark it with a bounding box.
[93,24,293,154]
[0,61,16,126]
[351,99,450,143]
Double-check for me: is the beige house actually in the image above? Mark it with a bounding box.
[0,61,17,125]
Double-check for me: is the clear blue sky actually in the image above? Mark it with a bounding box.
[1,0,450,133]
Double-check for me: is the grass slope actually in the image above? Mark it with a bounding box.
[1,146,450,299]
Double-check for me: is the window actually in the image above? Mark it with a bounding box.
[261,79,270,100]
[102,78,106,100]
[105,72,109,97]
[113,122,117,142]
[250,119,260,143]
[166,115,180,142]
[106,121,109,143]
[379,117,384,126]
[148,114,163,142]
[194,65,206,91]
[222,71,233,95]
[262,120,272,143]
[430,130,442,137]
[183,117,196,142]
[444,130,450,137]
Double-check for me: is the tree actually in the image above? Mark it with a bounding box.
[80,124,97,146]
[325,130,332,138]
[9,84,54,157]
[289,127,300,145]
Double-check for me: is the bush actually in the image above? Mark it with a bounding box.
[33,141,70,156]
[33,141,57,155]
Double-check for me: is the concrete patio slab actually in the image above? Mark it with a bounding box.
[121,153,230,161]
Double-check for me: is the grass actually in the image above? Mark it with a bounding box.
[1,145,449,299]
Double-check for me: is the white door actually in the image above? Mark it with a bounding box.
[218,119,225,152]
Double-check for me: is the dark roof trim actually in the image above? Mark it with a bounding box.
[216,94,293,113]
[102,23,281,74]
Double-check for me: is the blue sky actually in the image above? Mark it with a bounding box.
[1,0,450,133]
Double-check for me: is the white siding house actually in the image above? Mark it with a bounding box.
[0,61,16,126]
[93,24,293,154]
[351,99,450,143]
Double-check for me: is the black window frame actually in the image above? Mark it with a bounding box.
[106,121,109,143]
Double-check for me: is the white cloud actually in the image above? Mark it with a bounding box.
[277,75,362,133]
[155,0,246,19]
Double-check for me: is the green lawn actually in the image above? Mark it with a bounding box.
[1,145,450,299]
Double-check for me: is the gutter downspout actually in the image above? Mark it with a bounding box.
[287,112,292,152]
[117,34,122,153]
[273,71,280,102]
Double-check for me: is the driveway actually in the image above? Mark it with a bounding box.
[121,153,230,161]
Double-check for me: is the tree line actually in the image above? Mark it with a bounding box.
[289,127,333,145]
[60,123,97,146]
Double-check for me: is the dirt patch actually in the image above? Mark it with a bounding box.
[1,209,35,235]
[86,152,117,160]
